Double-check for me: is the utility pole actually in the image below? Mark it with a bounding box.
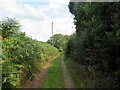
[51,21,53,45]
[52,21,53,36]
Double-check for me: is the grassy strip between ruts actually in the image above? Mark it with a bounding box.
[41,54,65,88]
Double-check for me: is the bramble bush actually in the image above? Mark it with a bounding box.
[1,18,58,88]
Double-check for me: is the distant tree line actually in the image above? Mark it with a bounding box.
[47,34,69,52]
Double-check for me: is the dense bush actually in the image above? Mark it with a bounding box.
[66,2,120,88]
[1,18,58,88]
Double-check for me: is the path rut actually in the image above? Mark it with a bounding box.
[61,56,74,88]
[22,56,55,88]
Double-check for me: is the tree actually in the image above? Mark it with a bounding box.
[66,2,120,88]
[47,34,69,52]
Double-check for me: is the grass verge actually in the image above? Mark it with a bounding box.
[41,54,65,88]
[64,58,96,88]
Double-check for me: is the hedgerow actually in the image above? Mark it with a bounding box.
[1,18,58,88]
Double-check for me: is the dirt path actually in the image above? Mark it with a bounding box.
[61,56,74,88]
[22,56,56,88]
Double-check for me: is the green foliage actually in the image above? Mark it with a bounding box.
[64,58,95,88]
[47,34,69,52]
[1,18,59,88]
[66,2,120,88]
[1,18,21,39]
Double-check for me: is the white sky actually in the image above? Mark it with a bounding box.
[0,0,75,42]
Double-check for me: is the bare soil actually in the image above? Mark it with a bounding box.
[22,55,74,88]
[22,56,56,88]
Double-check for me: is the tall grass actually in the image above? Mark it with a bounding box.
[64,58,96,88]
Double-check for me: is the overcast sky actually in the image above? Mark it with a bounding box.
[0,0,75,42]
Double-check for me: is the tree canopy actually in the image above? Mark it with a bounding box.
[47,34,69,52]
